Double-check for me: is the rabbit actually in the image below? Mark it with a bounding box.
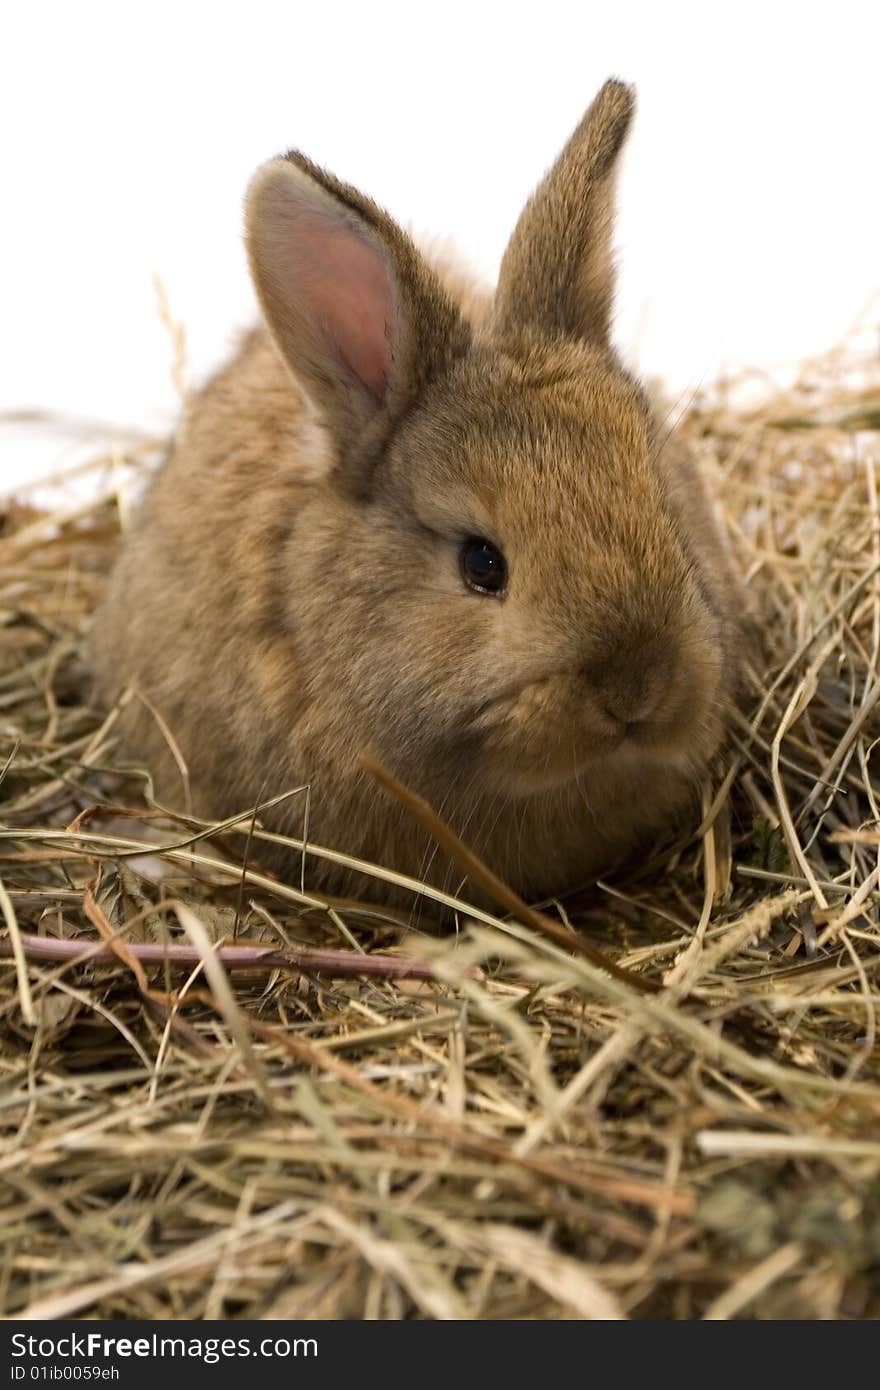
[91,79,742,910]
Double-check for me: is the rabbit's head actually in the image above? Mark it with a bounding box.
[245,80,734,804]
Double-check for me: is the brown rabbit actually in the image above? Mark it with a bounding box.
[91,80,741,907]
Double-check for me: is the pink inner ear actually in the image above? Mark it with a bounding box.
[299,215,395,402]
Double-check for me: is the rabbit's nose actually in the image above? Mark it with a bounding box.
[584,644,673,730]
[598,681,665,732]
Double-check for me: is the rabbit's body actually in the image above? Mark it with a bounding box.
[92,82,742,906]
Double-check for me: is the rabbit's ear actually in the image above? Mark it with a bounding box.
[246,154,469,456]
[494,79,634,349]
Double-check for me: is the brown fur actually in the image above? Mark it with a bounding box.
[91,80,742,907]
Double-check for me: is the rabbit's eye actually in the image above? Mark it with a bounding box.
[460,537,507,596]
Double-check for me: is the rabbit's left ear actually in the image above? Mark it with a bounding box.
[246,153,470,461]
[493,79,634,349]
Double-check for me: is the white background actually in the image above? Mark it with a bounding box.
[2,0,878,493]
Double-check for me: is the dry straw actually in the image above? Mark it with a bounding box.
[2,329,880,1320]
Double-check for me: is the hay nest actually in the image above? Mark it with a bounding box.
[2,335,880,1322]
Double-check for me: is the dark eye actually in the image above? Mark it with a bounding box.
[460,537,507,596]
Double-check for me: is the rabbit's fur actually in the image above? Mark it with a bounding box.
[92,80,742,905]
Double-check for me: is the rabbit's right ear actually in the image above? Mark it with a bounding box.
[246,155,469,466]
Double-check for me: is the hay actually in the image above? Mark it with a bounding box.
[2,334,880,1322]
